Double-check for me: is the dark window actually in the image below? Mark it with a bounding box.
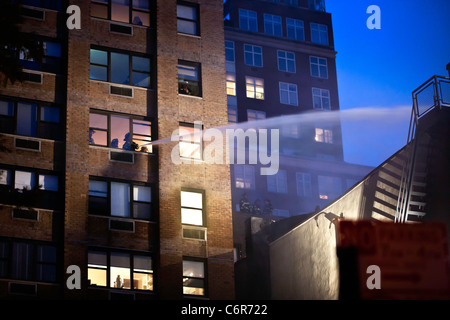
[90,48,151,88]
[88,249,154,291]
[0,98,62,140]
[91,0,150,27]
[89,111,153,153]
[0,166,61,210]
[0,239,57,283]
[20,0,63,10]
[89,178,154,221]
[19,40,62,74]
[177,2,199,36]
[178,61,201,97]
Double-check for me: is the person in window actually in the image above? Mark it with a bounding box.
[132,16,143,26]
[111,138,119,148]
[252,199,261,215]
[89,129,95,144]
[115,275,123,288]
[239,193,250,213]
[179,83,192,95]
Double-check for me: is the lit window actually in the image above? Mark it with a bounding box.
[226,73,236,96]
[91,0,150,26]
[318,175,342,201]
[15,170,35,191]
[286,18,304,41]
[181,189,204,226]
[267,170,287,194]
[89,111,152,153]
[183,259,206,296]
[312,88,330,110]
[88,250,153,291]
[296,172,312,197]
[38,174,58,192]
[311,23,329,45]
[279,82,298,106]
[179,123,202,160]
[277,50,296,73]
[177,2,199,36]
[178,61,202,97]
[310,56,328,79]
[264,13,282,37]
[315,127,333,144]
[234,165,254,189]
[244,44,263,67]
[246,76,264,100]
[239,8,257,32]
[247,109,265,122]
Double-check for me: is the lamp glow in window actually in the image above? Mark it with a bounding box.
[15,171,35,190]
[110,252,131,289]
[315,128,333,143]
[183,260,205,296]
[181,190,204,226]
[88,251,107,287]
[226,73,236,96]
[179,124,202,160]
[133,255,153,291]
[246,76,264,100]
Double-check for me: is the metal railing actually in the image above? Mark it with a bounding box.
[395,75,450,223]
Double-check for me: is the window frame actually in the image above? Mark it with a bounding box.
[310,56,328,79]
[87,248,154,292]
[312,87,331,110]
[19,38,63,74]
[183,257,207,297]
[0,97,63,140]
[180,188,206,227]
[224,40,235,63]
[178,122,203,161]
[89,109,153,153]
[234,164,255,190]
[176,1,200,36]
[296,172,312,197]
[267,169,288,194]
[277,50,296,73]
[90,0,151,27]
[245,76,264,100]
[247,109,266,122]
[310,22,329,46]
[88,176,154,221]
[177,60,202,97]
[227,105,237,123]
[0,238,58,283]
[263,13,282,37]
[279,82,298,106]
[90,46,152,88]
[286,18,305,41]
[315,127,333,144]
[243,44,263,67]
[238,8,258,32]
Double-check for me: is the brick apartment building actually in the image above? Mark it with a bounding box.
[0,0,234,300]
[223,0,372,261]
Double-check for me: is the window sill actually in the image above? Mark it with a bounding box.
[178,93,203,100]
[89,145,155,156]
[0,133,62,144]
[90,17,152,30]
[88,214,156,224]
[89,79,151,91]
[177,32,201,39]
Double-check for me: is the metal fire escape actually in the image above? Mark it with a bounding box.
[395,75,450,223]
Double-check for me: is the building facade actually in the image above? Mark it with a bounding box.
[223,0,372,260]
[0,0,234,300]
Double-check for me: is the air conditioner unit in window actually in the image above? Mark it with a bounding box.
[12,208,39,221]
[14,137,41,152]
[182,226,207,241]
[109,219,135,232]
[21,71,43,84]
[109,23,133,35]
[109,150,134,163]
[110,85,133,97]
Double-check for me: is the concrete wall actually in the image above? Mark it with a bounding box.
[269,148,407,299]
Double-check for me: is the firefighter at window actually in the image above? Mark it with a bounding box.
[239,193,250,213]
[252,199,261,215]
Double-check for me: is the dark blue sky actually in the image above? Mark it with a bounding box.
[326,0,450,167]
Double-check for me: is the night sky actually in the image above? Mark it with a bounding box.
[326,0,450,167]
